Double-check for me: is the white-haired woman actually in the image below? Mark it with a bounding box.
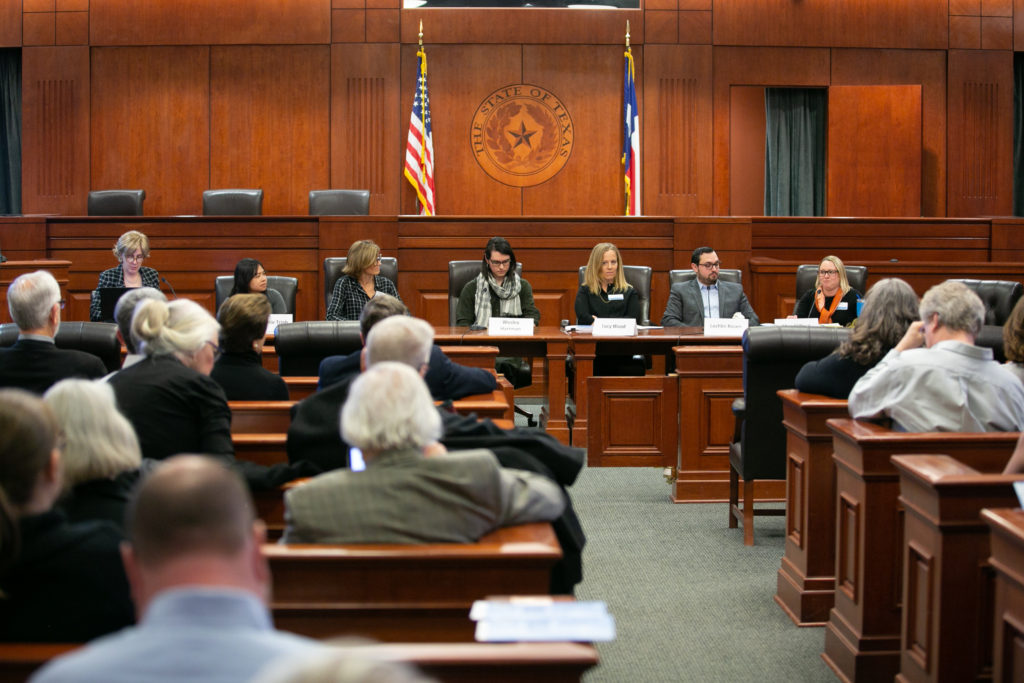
[107,298,232,462]
[44,379,147,530]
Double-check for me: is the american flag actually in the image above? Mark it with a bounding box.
[404,45,435,216]
[622,44,640,216]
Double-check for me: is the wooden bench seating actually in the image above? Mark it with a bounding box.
[229,401,296,435]
[822,419,1018,683]
[265,522,561,641]
[283,376,317,401]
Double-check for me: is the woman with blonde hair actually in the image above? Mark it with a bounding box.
[90,229,161,321]
[326,240,400,321]
[574,242,640,325]
[792,255,861,326]
[44,379,145,530]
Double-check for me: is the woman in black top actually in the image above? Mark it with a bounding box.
[795,278,919,398]
[0,389,134,641]
[574,242,641,325]
[792,255,861,326]
[211,293,289,401]
[229,258,287,314]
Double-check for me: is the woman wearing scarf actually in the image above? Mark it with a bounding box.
[792,255,860,326]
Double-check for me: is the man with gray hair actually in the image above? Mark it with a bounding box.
[114,286,167,369]
[849,280,1024,432]
[0,270,105,393]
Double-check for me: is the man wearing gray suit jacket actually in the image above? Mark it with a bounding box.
[660,246,759,327]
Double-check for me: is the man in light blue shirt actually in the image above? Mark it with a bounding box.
[32,456,321,683]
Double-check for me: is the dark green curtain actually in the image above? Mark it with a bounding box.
[1014,53,1024,216]
[764,88,826,216]
[0,49,21,216]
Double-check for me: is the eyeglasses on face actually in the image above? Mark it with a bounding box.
[819,269,839,277]
[489,258,511,267]
[698,261,720,270]
[205,340,222,361]
[124,253,145,263]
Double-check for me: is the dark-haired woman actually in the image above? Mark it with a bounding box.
[230,258,287,314]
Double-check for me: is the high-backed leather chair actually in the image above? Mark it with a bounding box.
[730,325,850,545]
[669,268,742,287]
[274,321,363,376]
[576,265,652,326]
[447,260,524,326]
[202,189,263,216]
[0,321,121,373]
[214,276,298,315]
[795,264,869,300]
[87,190,145,216]
[308,190,370,216]
[323,257,398,309]
[949,279,1024,326]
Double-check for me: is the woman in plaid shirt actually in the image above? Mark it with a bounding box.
[325,240,400,321]
[89,230,160,321]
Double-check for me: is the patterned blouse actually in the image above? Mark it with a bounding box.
[90,265,161,321]
[326,275,400,321]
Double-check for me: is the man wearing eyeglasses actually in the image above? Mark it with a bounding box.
[660,247,759,327]
[0,270,106,394]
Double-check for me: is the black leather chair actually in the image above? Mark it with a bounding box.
[729,325,850,545]
[273,321,363,376]
[323,257,398,309]
[669,268,742,287]
[214,276,298,315]
[308,190,370,216]
[0,321,121,373]
[447,260,523,326]
[795,264,869,300]
[87,190,145,216]
[949,279,1024,326]
[576,265,652,326]
[202,189,263,216]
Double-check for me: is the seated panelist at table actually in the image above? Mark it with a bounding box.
[229,258,287,315]
[660,246,759,327]
[90,230,161,322]
[456,236,540,327]
[574,242,641,325]
[790,255,861,326]
[326,239,400,321]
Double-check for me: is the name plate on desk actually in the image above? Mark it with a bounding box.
[703,317,748,338]
[773,318,819,326]
[266,314,293,334]
[487,317,534,336]
[591,318,636,336]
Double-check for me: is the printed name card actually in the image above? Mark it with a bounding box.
[591,318,637,337]
[703,317,748,338]
[487,317,535,336]
[266,314,293,335]
[773,318,819,326]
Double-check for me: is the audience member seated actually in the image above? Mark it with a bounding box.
[318,293,497,397]
[660,246,759,327]
[31,456,322,681]
[211,294,289,401]
[228,258,287,315]
[44,379,147,531]
[795,278,918,398]
[0,389,134,642]
[1002,296,1024,384]
[282,362,565,544]
[112,287,167,373]
[789,255,861,326]
[575,242,641,324]
[0,270,106,393]
[326,239,400,321]
[849,280,1024,432]
[90,230,161,322]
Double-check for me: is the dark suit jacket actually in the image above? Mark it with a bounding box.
[211,350,289,401]
[0,337,107,394]
[318,345,497,399]
[660,279,759,327]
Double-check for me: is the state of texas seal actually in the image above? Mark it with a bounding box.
[471,84,574,188]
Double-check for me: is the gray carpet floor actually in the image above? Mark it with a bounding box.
[570,466,834,682]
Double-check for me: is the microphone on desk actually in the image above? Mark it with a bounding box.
[160,277,177,298]
[469,324,487,331]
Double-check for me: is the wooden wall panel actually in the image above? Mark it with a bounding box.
[331,44,401,215]
[400,8,644,45]
[643,45,712,216]
[405,44,522,215]
[947,50,1013,217]
[729,86,766,216]
[21,46,89,215]
[89,0,330,46]
[827,85,922,217]
[91,47,210,216]
[0,0,20,46]
[831,49,947,217]
[210,46,330,216]
[713,47,830,216]
[713,0,948,50]
[522,45,622,216]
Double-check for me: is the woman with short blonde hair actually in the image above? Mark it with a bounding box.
[326,240,401,321]
[90,230,161,321]
[792,255,860,326]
